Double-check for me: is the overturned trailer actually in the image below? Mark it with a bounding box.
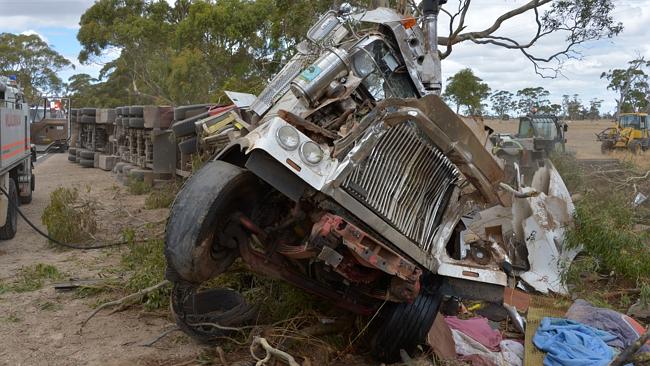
[164,2,578,361]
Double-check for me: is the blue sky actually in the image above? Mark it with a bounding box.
[1,0,649,114]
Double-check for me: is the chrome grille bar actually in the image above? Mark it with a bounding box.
[342,122,460,253]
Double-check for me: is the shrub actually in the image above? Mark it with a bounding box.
[41,187,97,244]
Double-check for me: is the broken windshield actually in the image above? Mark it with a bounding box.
[353,39,416,100]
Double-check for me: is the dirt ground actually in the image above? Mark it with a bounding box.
[0,120,645,366]
[0,153,201,366]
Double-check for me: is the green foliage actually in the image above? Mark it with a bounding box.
[121,237,169,310]
[126,177,152,195]
[75,0,335,105]
[144,184,178,209]
[490,90,515,119]
[11,264,63,293]
[600,57,650,114]
[0,33,72,102]
[550,153,582,193]
[41,187,97,244]
[516,86,550,114]
[566,192,650,282]
[444,68,490,115]
[205,265,323,322]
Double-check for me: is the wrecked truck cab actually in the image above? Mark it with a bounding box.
[165,4,578,362]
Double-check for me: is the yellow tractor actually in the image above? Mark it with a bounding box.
[596,112,649,153]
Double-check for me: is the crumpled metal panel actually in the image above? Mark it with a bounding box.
[518,162,580,295]
[342,121,460,253]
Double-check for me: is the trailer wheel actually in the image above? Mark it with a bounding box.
[179,137,198,155]
[0,179,19,240]
[370,291,443,363]
[80,150,95,159]
[128,117,145,129]
[79,159,94,168]
[68,154,77,162]
[628,140,641,154]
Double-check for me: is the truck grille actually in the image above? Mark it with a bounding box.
[342,121,460,253]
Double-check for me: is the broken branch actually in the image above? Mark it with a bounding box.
[79,279,170,332]
[250,336,301,366]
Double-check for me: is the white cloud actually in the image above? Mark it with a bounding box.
[19,29,48,43]
[0,0,94,30]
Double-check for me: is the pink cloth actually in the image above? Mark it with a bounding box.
[445,316,503,352]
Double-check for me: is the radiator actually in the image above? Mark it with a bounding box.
[342,121,460,253]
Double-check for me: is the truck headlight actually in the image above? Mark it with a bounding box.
[300,141,324,165]
[276,126,300,150]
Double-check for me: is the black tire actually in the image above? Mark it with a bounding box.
[172,112,209,138]
[170,281,258,343]
[173,104,211,121]
[370,292,443,363]
[165,161,262,284]
[68,147,77,155]
[116,107,124,116]
[68,154,77,162]
[129,106,144,117]
[0,179,19,240]
[80,115,96,124]
[179,137,198,155]
[79,158,94,168]
[600,141,613,154]
[128,117,145,129]
[628,141,641,154]
[81,108,96,116]
[80,150,95,160]
[31,173,35,192]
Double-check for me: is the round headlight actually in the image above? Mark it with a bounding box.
[300,141,324,165]
[352,50,375,78]
[276,126,300,150]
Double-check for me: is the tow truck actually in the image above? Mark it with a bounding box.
[0,76,36,239]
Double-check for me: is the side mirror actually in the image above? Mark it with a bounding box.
[563,124,568,132]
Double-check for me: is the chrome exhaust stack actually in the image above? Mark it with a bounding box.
[421,0,443,94]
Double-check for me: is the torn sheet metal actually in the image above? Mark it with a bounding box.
[517,163,580,294]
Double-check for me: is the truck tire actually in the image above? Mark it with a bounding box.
[172,112,209,138]
[0,179,19,240]
[81,108,96,116]
[600,141,613,154]
[80,115,96,124]
[165,161,262,284]
[128,117,145,129]
[129,106,144,117]
[179,137,198,155]
[79,159,94,168]
[628,140,641,154]
[68,154,77,162]
[80,150,95,159]
[173,104,211,121]
[68,147,77,155]
[370,291,443,363]
[170,280,257,343]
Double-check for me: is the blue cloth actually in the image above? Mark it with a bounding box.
[533,317,617,366]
